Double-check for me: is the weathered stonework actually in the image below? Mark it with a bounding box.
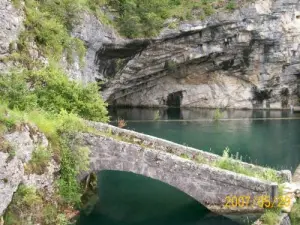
[78,122,292,216]
[87,121,292,183]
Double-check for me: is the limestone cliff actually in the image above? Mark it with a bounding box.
[70,0,300,109]
[0,125,59,217]
[1,0,300,109]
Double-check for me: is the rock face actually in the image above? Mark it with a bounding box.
[2,0,300,109]
[0,125,59,216]
[65,12,120,84]
[80,0,300,109]
[0,0,23,71]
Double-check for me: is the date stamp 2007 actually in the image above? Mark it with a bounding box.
[224,195,291,208]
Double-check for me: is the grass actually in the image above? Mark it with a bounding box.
[0,65,108,223]
[180,153,190,159]
[24,145,52,175]
[260,209,281,225]
[87,0,254,38]
[213,147,283,183]
[290,199,300,225]
[3,185,70,225]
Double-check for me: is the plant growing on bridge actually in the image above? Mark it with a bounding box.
[214,147,283,183]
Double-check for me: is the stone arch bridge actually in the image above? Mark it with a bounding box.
[79,122,292,218]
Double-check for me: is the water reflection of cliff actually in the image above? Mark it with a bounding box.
[108,107,298,121]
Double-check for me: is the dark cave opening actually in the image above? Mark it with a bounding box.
[166,91,183,107]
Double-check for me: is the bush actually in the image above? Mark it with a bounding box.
[260,209,281,225]
[290,200,300,225]
[213,108,223,121]
[0,66,109,122]
[226,1,236,11]
[7,0,86,67]
[25,145,52,175]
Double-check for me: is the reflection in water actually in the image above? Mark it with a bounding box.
[78,171,241,225]
[108,107,298,121]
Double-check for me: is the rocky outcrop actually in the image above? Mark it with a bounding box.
[79,0,300,109]
[2,0,300,109]
[65,12,120,84]
[0,0,24,71]
[0,125,59,216]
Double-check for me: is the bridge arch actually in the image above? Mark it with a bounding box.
[80,132,276,215]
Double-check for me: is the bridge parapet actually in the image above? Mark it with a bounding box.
[86,122,292,183]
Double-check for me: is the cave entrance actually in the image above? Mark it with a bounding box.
[166,91,183,107]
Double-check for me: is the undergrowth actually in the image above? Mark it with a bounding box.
[0,64,108,223]
[260,208,281,225]
[214,147,283,183]
[290,199,300,225]
[94,0,253,38]
[3,185,70,225]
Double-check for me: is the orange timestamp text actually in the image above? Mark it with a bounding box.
[224,195,291,208]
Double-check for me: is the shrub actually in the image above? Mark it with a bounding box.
[0,66,109,123]
[226,1,236,11]
[290,199,300,225]
[260,209,281,225]
[25,146,52,175]
[153,110,160,120]
[7,0,87,67]
[4,185,43,225]
[213,108,223,121]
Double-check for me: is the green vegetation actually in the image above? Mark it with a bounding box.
[226,0,237,11]
[0,66,108,121]
[93,0,251,38]
[4,185,70,225]
[180,153,190,159]
[0,104,105,223]
[213,108,223,121]
[0,33,108,222]
[3,0,88,68]
[25,145,52,175]
[260,209,281,225]
[214,147,283,183]
[153,110,160,120]
[291,199,300,225]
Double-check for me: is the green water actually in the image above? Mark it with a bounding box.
[78,108,300,225]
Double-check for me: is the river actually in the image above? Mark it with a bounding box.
[77,108,300,225]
